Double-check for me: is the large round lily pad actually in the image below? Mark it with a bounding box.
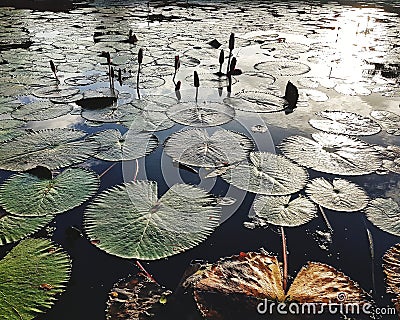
[84,181,221,260]
[164,128,254,168]
[167,101,235,127]
[0,128,99,171]
[254,60,310,76]
[82,103,174,132]
[223,96,285,113]
[91,129,158,162]
[253,195,317,227]
[305,177,369,212]
[221,152,308,195]
[309,111,381,136]
[233,91,287,110]
[0,238,71,320]
[11,100,73,121]
[279,133,382,176]
[0,168,99,217]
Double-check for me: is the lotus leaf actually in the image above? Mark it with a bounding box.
[221,152,308,195]
[0,119,25,143]
[164,128,254,168]
[0,168,99,217]
[0,128,99,171]
[223,96,284,113]
[365,198,400,236]
[279,133,382,176]
[167,101,235,127]
[253,195,317,227]
[0,238,71,320]
[305,177,369,212]
[254,60,310,76]
[0,211,53,245]
[309,111,381,136]
[91,129,158,162]
[370,110,400,135]
[11,100,73,121]
[84,181,221,260]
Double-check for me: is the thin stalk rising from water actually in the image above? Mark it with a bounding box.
[173,55,180,83]
[49,60,59,83]
[194,71,199,102]
[281,226,288,292]
[137,48,143,99]
[226,33,234,75]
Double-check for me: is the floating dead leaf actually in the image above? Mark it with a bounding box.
[183,251,371,319]
[106,274,172,320]
[383,243,400,316]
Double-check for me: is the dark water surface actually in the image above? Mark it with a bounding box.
[0,1,399,319]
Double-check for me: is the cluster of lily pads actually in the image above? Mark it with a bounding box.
[0,1,399,319]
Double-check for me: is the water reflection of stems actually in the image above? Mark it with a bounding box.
[137,48,143,99]
[318,204,333,234]
[363,218,376,296]
[227,57,236,93]
[218,49,224,75]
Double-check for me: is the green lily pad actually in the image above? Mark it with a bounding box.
[84,181,221,260]
[0,168,99,217]
[0,238,71,320]
[0,128,99,171]
[92,129,158,162]
[253,195,317,227]
[0,211,53,246]
[221,152,308,195]
[0,119,25,143]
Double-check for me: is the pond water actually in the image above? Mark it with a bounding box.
[0,0,399,319]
